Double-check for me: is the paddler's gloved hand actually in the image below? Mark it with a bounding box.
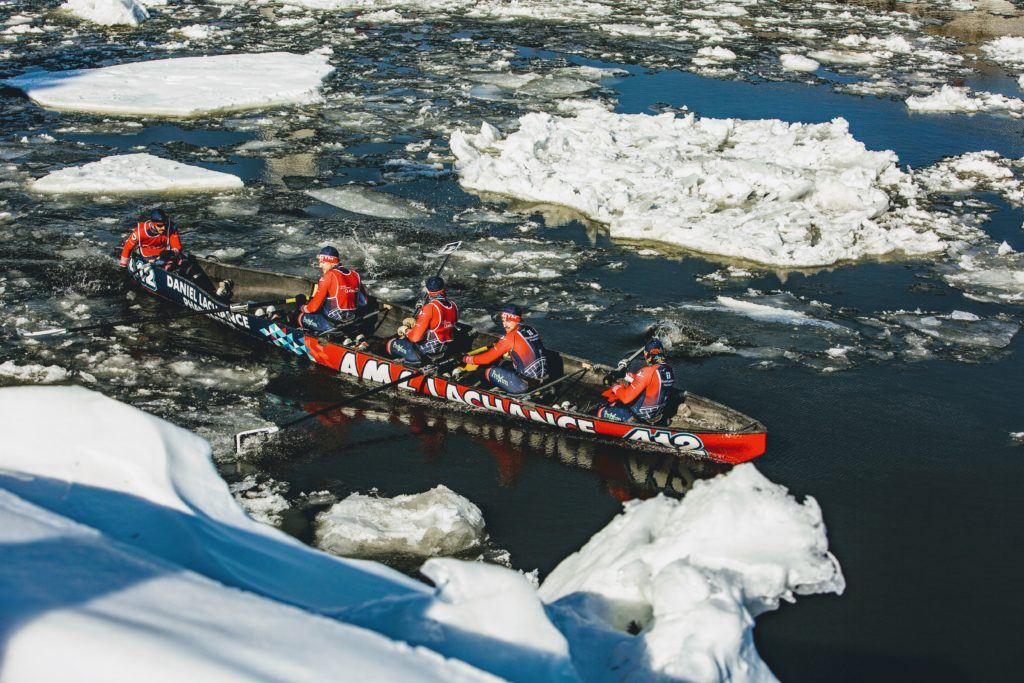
[119,256,129,268]
[462,355,475,365]
[397,325,409,338]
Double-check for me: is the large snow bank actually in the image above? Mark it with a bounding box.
[540,464,845,682]
[32,154,243,194]
[0,387,575,682]
[316,485,486,558]
[451,105,943,267]
[0,491,492,683]
[61,0,149,26]
[0,387,844,683]
[3,52,335,117]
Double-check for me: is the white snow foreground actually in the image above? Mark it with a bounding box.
[451,105,944,267]
[32,153,243,194]
[317,485,486,558]
[539,464,846,683]
[60,0,149,26]
[0,386,573,683]
[0,387,844,683]
[3,52,335,117]
[0,492,490,683]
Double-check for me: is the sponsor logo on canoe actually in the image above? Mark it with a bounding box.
[623,427,707,454]
[166,273,251,330]
[335,351,598,433]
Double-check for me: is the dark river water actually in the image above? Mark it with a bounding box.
[1,4,1022,681]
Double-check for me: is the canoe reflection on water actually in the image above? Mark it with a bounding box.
[244,395,729,501]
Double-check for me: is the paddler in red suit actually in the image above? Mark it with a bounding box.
[463,304,548,395]
[598,338,675,424]
[299,246,370,337]
[387,276,459,363]
[118,208,220,294]
[119,209,183,266]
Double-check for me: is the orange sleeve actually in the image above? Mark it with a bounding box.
[614,366,652,404]
[120,229,138,260]
[303,273,330,314]
[169,230,183,251]
[406,304,435,343]
[471,334,512,366]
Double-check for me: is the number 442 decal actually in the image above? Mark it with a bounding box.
[129,259,158,291]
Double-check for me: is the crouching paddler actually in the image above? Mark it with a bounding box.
[598,338,674,424]
[387,276,459,364]
[463,304,547,394]
[299,246,371,338]
[118,208,218,293]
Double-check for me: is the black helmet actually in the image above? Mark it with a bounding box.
[425,275,445,295]
[149,209,169,224]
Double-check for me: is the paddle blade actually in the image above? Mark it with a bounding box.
[19,327,67,338]
[436,241,461,256]
[235,425,280,454]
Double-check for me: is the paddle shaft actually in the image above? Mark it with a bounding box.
[21,295,305,338]
[617,345,646,371]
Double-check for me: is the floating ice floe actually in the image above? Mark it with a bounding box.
[888,310,1019,348]
[0,386,843,682]
[0,361,69,384]
[540,464,845,682]
[906,85,1024,118]
[780,53,819,72]
[31,153,243,195]
[942,245,1024,303]
[60,0,149,25]
[231,475,290,526]
[3,52,335,117]
[306,185,430,219]
[915,151,1023,204]
[316,485,486,558]
[980,35,1024,70]
[684,295,848,331]
[451,104,947,267]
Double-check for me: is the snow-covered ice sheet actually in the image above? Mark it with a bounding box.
[540,464,844,682]
[452,104,945,267]
[0,491,494,683]
[4,52,335,117]
[61,0,149,25]
[32,153,243,194]
[316,485,486,558]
